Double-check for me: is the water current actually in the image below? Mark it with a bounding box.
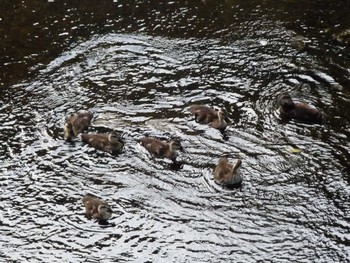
[0,1,349,262]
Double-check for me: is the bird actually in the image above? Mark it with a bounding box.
[189,105,229,130]
[64,111,93,141]
[290,35,307,52]
[140,137,183,162]
[82,194,113,222]
[213,158,242,186]
[81,132,124,155]
[277,93,323,123]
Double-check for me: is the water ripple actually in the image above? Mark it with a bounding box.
[1,29,349,262]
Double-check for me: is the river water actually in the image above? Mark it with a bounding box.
[0,1,349,262]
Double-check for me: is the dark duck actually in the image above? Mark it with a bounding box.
[277,93,323,123]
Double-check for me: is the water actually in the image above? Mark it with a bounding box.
[0,1,349,262]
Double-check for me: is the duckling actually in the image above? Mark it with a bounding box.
[64,111,93,141]
[213,158,242,186]
[82,194,113,222]
[81,132,124,155]
[277,93,323,123]
[291,35,307,52]
[140,137,183,162]
[189,105,228,130]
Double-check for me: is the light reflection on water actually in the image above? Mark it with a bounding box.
[1,10,350,263]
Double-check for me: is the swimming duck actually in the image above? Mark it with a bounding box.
[81,132,124,155]
[140,137,183,162]
[189,105,229,130]
[291,35,307,52]
[64,111,93,141]
[82,194,113,222]
[277,93,323,123]
[213,158,242,186]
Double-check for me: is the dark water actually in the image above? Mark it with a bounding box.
[1,1,350,262]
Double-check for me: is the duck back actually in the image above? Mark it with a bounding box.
[64,111,93,141]
[214,158,242,186]
[140,137,168,157]
[189,105,218,123]
[278,94,323,123]
[81,133,124,154]
[82,194,112,221]
[288,102,323,123]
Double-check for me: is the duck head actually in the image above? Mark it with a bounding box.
[108,131,124,142]
[277,93,295,112]
[108,132,125,153]
[167,139,184,161]
[169,139,183,152]
[212,108,228,130]
[98,204,113,220]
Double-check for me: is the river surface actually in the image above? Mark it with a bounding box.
[0,1,350,262]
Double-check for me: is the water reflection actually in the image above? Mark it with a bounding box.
[1,31,349,262]
[1,1,350,262]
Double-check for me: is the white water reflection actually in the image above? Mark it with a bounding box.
[0,29,349,263]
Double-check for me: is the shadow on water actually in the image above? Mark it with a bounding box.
[0,0,349,262]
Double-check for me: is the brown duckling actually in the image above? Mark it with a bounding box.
[81,132,124,155]
[189,105,229,130]
[213,158,242,186]
[277,93,323,123]
[82,194,113,222]
[64,111,93,141]
[291,35,307,52]
[140,137,183,162]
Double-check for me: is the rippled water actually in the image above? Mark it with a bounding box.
[1,1,350,262]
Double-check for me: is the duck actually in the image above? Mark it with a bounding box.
[81,132,124,155]
[189,105,229,130]
[82,194,113,222]
[140,137,183,162]
[277,93,323,123]
[64,111,93,141]
[213,158,242,186]
[290,35,307,52]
